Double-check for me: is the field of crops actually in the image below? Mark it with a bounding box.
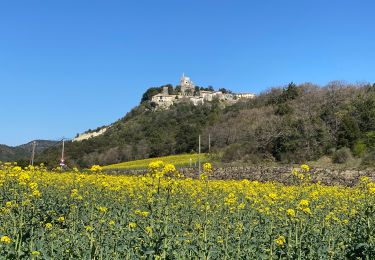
[1,162,375,259]
[103,153,208,170]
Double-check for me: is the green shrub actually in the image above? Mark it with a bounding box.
[361,151,375,166]
[333,147,353,164]
[353,141,367,157]
[221,144,245,162]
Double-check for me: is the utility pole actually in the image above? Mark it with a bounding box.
[30,141,36,166]
[60,138,65,167]
[198,134,201,175]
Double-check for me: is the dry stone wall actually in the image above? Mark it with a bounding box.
[104,166,375,186]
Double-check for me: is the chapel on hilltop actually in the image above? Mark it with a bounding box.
[180,73,195,96]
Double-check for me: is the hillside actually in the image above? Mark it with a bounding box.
[0,145,26,161]
[0,140,58,163]
[36,82,375,168]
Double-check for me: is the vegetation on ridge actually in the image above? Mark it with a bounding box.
[35,81,375,168]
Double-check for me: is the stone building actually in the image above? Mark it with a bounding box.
[236,93,256,99]
[189,96,204,106]
[151,93,176,108]
[200,90,214,101]
[180,74,195,96]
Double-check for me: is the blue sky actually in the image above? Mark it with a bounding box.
[1,0,375,146]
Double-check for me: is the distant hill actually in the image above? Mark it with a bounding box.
[36,82,375,168]
[17,140,60,154]
[0,140,59,162]
[0,144,26,161]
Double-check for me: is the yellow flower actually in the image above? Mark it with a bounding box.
[18,172,30,184]
[238,202,245,210]
[58,216,65,222]
[360,176,369,183]
[31,251,40,256]
[97,206,108,213]
[145,226,152,236]
[275,235,286,247]
[199,173,208,181]
[300,164,310,172]
[203,163,213,173]
[0,235,11,244]
[13,166,22,171]
[155,171,164,179]
[70,188,79,197]
[163,163,176,174]
[29,182,38,190]
[5,201,12,208]
[299,199,309,207]
[128,222,137,229]
[268,192,277,200]
[90,165,102,172]
[286,208,296,218]
[302,207,311,215]
[32,190,41,198]
[85,225,94,232]
[45,223,53,230]
[108,220,115,226]
[310,191,319,200]
[135,210,150,217]
[292,168,299,176]
[148,161,164,170]
[224,193,237,206]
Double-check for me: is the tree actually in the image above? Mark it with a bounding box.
[141,87,161,103]
[219,88,233,94]
[194,86,200,96]
[279,82,299,102]
[175,85,181,94]
[167,84,174,95]
[337,114,360,148]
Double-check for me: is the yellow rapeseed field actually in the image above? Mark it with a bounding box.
[0,162,374,259]
[103,153,208,170]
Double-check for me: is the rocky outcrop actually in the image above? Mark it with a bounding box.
[73,127,108,142]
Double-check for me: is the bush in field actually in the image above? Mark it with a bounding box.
[362,151,375,167]
[221,144,245,162]
[333,147,353,163]
[353,140,367,157]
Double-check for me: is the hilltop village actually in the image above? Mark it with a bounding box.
[151,74,255,109]
[73,75,255,142]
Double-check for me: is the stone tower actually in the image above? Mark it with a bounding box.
[180,73,195,96]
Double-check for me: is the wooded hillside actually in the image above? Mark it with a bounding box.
[37,82,375,168]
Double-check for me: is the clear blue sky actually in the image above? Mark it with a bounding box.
[1,0,374,146]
